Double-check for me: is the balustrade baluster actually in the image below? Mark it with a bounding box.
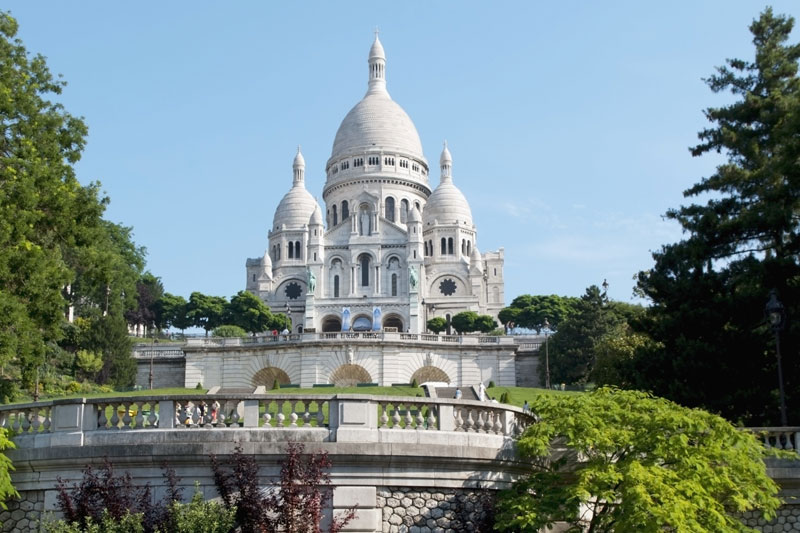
[228,403,240,428]
[177,402,187,427]
[97,404,108,429]
[316,402,325,427]
[290,401,299,427]
[303,402,311,425]
[454,408,464,431]
[493,412,503,434]
[43,407,52,432]
[11,411,21,432]
[276,400,285,427]
[416,406,425,429]
[404,405,413,429]
[121,402,133,429]
[110,404,120,429]
[21,412,30,432]
[428,405,439,429]
[379,403,389,428]
[148,404,157,428]
[32,410,41,432]
[464,409,475,432]
[484,411,494,433]
[135,402,144,428]
[391,405,401,429]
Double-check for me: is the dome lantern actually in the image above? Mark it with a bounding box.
[367,30,387,95]
[293,145,306,186]
[440,141,452,181]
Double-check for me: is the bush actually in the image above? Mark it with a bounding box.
[272,379,280,390]
[488,381,495,388]
[211,325,247,338]
[169,487,236,533]
[499,392,510,404]
[411,378,418,388]
[0,378,19,403]
[45,510,144,533]
[195,382,203,390]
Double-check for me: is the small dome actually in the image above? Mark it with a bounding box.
[408,205,422,223]
[263,248,273,269]
[309,203,323,225]
[470,247,483,273]
[423,146,473,227]
[369,34,385,60]
[273,150,317,230]
[293,146,305,168]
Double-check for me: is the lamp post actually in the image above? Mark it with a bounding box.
[765,290,788,426]
[149,352,154,390]
[285,302,292,332]
[543,317,551,390]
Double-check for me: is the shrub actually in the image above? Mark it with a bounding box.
[45,510,144,533]
[211,442,355,533]
[488,381,495,388]
[411,378,418,388]
[212,325,247,338]
[272,379,281,390]
[499,392,510,404]
[169,486,236,533]
[195,382,203,390]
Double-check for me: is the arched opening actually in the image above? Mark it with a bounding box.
[461,239,466,255]
[441,238,446,255]
[341,200,349,220]
[288,241,294,259]
[252,367,291,389]
[411,366,451,385]
[391,273,397,296]
[329,364,372,387]
[383,315,404,331]
[322,316,342,332]
[332,204,338,226]
[334,275,340,297]
[385,197,396,222]
[448,238,454,255]
[424,241,428,256]
[400,199,409,223]
[359,254,370,287]
[295,241,301,260]
[352,315,372,331]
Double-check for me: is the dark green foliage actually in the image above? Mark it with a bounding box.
[451,311,479,333]
[187,292,227,336]
[225,290,273,334]
[124,273,163,336]
[411,378,418,388]
[268,312,291,332]
[632,8,800,425]
[499,391,510,403]
[498,294,579,332]
[81,314,135,388]
[426,317,446,334]
[473,315,497,333]
[488,381,495,389]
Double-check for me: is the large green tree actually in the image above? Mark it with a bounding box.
[187,292,228,336]
[0,12,145,392]
[225,290,273,335]
[495,388,781,533]
[498,294,579,332]
[632,8,800,425]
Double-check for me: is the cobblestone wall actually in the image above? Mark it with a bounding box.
[741,506,800,532]
[0,490,44,533]
[378,487,494,533]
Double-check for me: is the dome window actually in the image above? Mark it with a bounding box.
[340,161,349,171]
[384,156,395,166]
[295,241,302,260]
[368,156,379,166]
[441,238,446,255]
[354,158,363,167]
[342,201,349,220]
[399,159,408,169]
[412,163,419,172]
[332,205,338,226]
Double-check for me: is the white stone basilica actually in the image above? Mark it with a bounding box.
[246,36,504,334]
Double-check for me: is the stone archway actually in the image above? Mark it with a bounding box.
[411,366,451,385]
[329,364,372,387]
[252,367,291,389]
[322,315,342,332]
[383,314,404,331]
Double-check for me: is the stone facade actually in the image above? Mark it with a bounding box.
[741,507,800,532]
[246,35,504,336]
[0,491,44,533]
[378,487,494,533]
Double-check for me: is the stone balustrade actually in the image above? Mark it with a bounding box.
[0,394,532,447]
[750,426,800,452]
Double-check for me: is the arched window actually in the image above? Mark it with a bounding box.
[467,241,471,255]
[461,239,466,255]
[334,275,340,298]
[441,238,446,255]
[332,205,338,226]
[342,201,349,220]
[415,201,420,211]
[391,274,397,296]
[385,197,396,222]
[400,199,409,223]
[424,241,428,256]
[295,241,301,260]
[277,243,281,260]
[252,273,256,282]
[448,238,454,255]
[429,241,434,256]
[360,255,370,287]
[288,241,294,259]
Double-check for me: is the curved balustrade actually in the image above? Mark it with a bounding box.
[0,402,52,434]
[750,427,800,452]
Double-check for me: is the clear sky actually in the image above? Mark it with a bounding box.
[5,2,799,305]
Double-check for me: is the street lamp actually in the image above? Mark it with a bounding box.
[285,302,292,332]
[543,317,551,390]
[765,290,788,426]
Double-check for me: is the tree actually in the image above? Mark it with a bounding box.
[473,314,497,334]
[124,273,163,336]
[427,317,446,334]
[225,290,273,335]
[0,428,17,510]
[186,292,227,336]
[494,388,781,533]
[590,323,656,388]
[498,294,578,332]
[81,314,135,388]
[632,8,800,425]
[154,293,189,332]
[451,311,478,333]
[268,313,291,333]
[544,286,628,385]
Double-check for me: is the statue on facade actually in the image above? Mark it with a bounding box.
[359,210,370,235]
[409,265,418,290]
[306,268,316,294]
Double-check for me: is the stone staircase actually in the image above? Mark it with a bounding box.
[434,387,479,401]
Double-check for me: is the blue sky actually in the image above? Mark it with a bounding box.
[5,2,799,305]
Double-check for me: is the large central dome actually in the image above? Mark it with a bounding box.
[331,92,423,160]
[328,35,425,166]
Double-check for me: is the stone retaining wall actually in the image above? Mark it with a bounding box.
[0,491,44,533]
[378,487,494,533]
[741,506,800,532]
